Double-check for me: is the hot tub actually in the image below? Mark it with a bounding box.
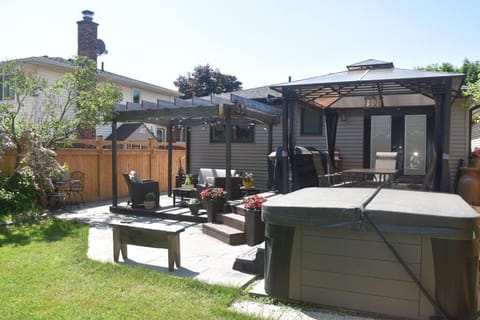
[262,187,479,319]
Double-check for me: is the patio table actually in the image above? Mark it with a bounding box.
[343,167,398,184]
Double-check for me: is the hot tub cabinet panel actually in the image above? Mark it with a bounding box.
[263,188,479,320]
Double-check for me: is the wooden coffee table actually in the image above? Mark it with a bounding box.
[172,187,197,206]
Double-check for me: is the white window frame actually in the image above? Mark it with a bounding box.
[0,74,15,101]
[132,88,141,104]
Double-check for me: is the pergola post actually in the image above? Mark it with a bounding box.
[433,79,452,192]
[111,120,118,207]
[167,122,173,197]
[224,105,232,200]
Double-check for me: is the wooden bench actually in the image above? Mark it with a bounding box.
[109,221,185,271]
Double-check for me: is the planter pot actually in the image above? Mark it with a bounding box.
[203,199,225,223]
[457,167,480,206]
[189,203,201,215]
[144,201,155,210]
[242,180,253,190]
[245,209,265,246]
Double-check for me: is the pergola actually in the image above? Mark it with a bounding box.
[110,93,282,207]
[270,59,465,193]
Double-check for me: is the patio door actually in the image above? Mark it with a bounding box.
[366,108,433,177]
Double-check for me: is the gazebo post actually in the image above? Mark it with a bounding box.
[111,119,118,207]
[433,79,452,192]
[281,96,289,193]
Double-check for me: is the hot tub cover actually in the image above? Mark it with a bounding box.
[262,187,479,239]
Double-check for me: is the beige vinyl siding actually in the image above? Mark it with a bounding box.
[449,98,470,189]
[118,84,173,104]
[19,64,76,121]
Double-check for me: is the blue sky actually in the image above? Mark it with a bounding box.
[3,0,480,91]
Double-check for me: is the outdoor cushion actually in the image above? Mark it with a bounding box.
[205,176,215,186]
[129,171,142,183]
[198,168,237,185]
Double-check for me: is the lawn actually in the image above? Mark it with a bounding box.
[0,218,258,320]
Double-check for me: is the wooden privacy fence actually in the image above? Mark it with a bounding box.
[0,137,186,203]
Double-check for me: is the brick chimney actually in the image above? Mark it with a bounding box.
[77,10,98,62]
[77,10,98,139]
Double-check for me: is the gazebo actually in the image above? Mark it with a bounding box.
[270,59,465,193]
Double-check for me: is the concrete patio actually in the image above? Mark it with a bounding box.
[54,194,380,320]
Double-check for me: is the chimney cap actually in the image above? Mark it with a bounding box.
[81,10,94,21]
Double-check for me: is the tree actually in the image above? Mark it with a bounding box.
[174,64,242,99]
[419,58,480,105]
[0,56,122,201]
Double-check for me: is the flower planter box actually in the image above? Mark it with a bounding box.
[245,209,265,246]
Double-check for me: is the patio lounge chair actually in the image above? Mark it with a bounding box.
[374,151,398,182]
[122,171,160,208]
[196,168,241,198]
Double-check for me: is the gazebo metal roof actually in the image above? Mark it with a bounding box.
[270,59,465,108]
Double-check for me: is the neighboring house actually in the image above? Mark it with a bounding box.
[0,10,179,139]
[105,122,157,149]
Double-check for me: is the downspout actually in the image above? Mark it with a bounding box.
[267,122,274,190]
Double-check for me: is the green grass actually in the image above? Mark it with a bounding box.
[0,218,258,320]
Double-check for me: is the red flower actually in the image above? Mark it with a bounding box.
[243,194,266,210]
[200,187,226,200]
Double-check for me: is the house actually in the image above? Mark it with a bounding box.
[105,122,157,149]
[114,59,470,195]
[0,10,179,139]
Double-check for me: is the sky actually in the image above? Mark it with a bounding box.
[3,0,480,91]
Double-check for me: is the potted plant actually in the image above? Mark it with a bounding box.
[242,194,267,246]
[188,198,201,215]
[60,162,69,181]
[200,187,227,223]
[241,172,254,189]
[144,192,156,209]
[181,174,194,189]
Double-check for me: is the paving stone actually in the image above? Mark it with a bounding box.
[58,196,381,320]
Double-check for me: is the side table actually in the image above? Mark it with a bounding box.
[240,186,260,197]
[172,187,197,207]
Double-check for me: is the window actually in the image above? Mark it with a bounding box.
[210,124,254,143]
[132,88,141,104]
[301,107,323,135]
[0,75,14,101]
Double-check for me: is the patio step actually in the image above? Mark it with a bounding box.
[222,213,245,231]
[233,245,265,275]
[202,223,246,245]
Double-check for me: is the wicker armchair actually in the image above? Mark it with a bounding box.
[122,172,160,208]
